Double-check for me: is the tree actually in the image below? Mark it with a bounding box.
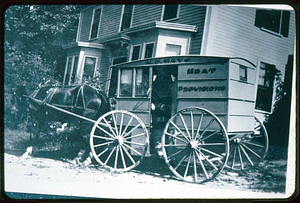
[4,5,81,128]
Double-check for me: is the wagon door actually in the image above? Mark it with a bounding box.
[108,66,152,128]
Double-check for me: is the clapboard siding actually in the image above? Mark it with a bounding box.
[204,5,295,79]
[99,5,123,37]
[78,7,94,41]
[177,5,206,54]
[99,50,110,89]
[131,5,162,26]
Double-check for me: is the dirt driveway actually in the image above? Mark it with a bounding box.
[4,150,289,200]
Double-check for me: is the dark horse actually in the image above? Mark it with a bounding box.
[14,84,110,163]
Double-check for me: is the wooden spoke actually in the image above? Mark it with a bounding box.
[231,146,237,169]
[239,144,254,166]
[93,141,114,148]
[201,130,222,141]
[103,117,117,137]
[92,134,114,140]
[104,147,116,165]
[114,145,120,169]
[195,113,204,139]
[199,118,215,139]
[97,147,109,158]
[191,111,194,139]
[123,143,142,156]
[119,145,127,169]
[184,153,192,178]
[195,150,209,179]
[174,154,188,170]
[121,145,135,165]
[242,141,264,148]
[199,142,225,146]
[196,150,218,170]
[123,140,145,146]
[119,112,124,136]
[123,132,146,140]
[237,146,244,170]
[240,143,261,158]
[179,113,192,140]
[167,148,186,159]
[122,123,141,139]
[193,151,198,182]
[170,121,190,141]
[112,113,119,136]
[120,116,133,137]
[165,132,189,143]
[199,147,224,159]
[96,125,115,139]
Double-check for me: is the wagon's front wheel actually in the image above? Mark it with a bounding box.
[226,117,269,170]
[162,107,229,183]
[90,110,149,171]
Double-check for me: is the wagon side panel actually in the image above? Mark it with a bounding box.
[227,59,257,133]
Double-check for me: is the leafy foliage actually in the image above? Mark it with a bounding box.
[264,55,293,148]
[4,5,81,128]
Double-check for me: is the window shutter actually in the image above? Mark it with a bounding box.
[280,11,290,37]
[255,9,266,28]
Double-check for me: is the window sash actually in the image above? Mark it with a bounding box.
[144,43,154,59]
[82,57,97,81]
[131,45,141,61]
[119,69,133,97]
[120,5,133,31]
[255,9,290,37]
[255,62,276,112]
[135,68,149,96]
[163,5,179,21]
[90,8,102,39]
[71,56,79,83]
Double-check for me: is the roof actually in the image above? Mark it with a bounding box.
[110,55,256,69]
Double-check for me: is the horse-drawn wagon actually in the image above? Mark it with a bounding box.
[24,55,269,183]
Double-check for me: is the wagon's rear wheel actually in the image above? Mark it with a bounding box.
[90,110,149,171]
[162,107,229,183]
[226,117,269,170]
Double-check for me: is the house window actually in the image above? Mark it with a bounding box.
[255,9,290,37]
[255,62,276,112]
[90,7,102,39]
[120,5,133,31]
[165,44,181,56]
[71,56,79,83]
[163,5,179,21]
[135,68,149,96]
[82,57,97,81]
[120,69,133,97]
[131,45,141,61]
[64,56,79,85]
[64,56,73,85]
[144,43,154,59]
[239,65,247,81]
[112,56,127,65]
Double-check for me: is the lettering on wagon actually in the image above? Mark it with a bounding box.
[178,86,226,92]
[187,68,216,75]
[145,58,190,65]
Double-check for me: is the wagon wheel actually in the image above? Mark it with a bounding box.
[90,110,149,171]
[161,107,229,183]
[226,117,269,170]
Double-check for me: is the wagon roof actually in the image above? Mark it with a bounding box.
[110,55,256,69]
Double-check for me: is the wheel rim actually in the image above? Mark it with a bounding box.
[90,110,149,171]
[226,116,269,170]
[162,107,229,183]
